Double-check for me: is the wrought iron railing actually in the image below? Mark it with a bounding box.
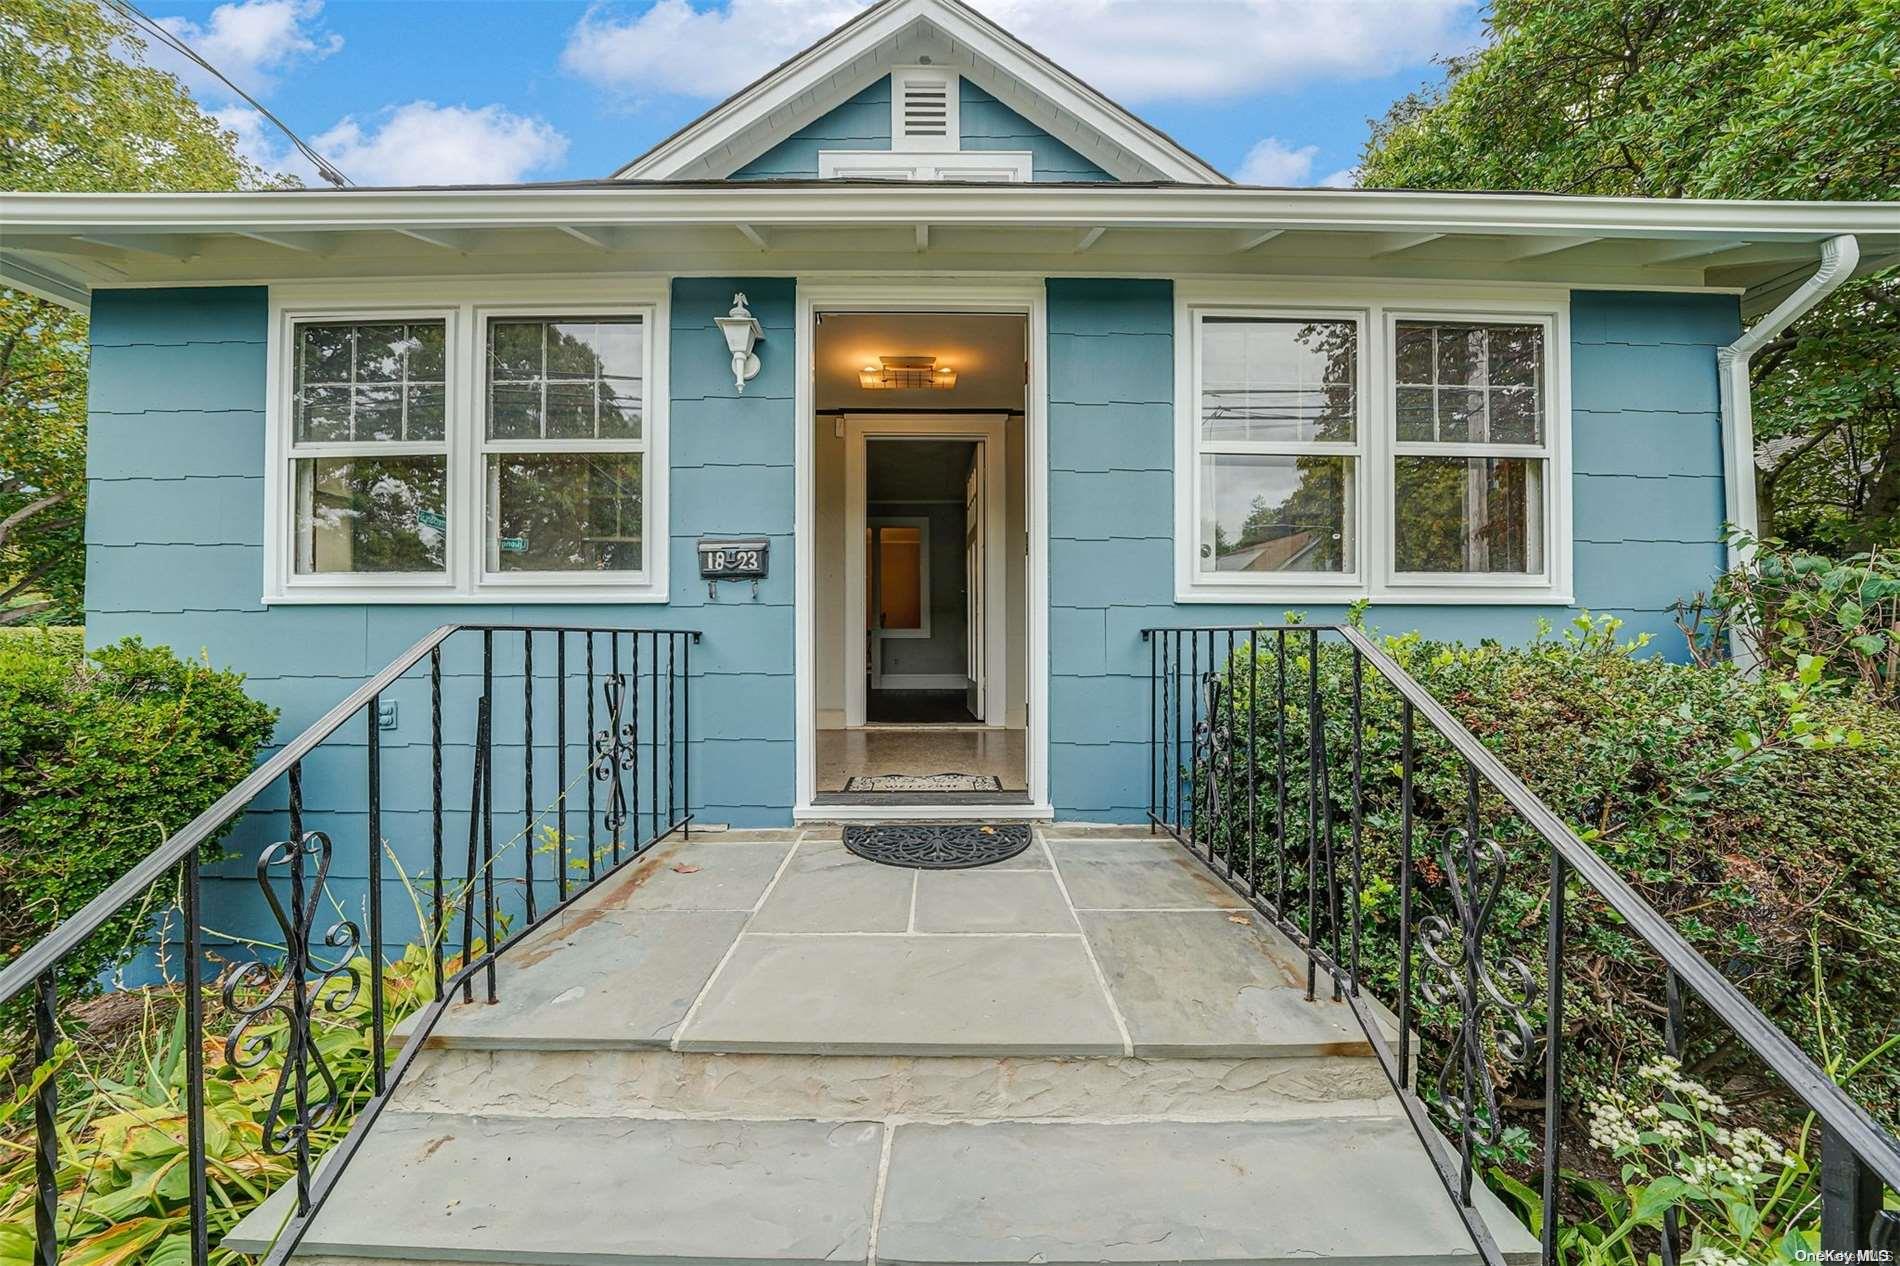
[1143,623,1900,1262]
[0,623,697,1266]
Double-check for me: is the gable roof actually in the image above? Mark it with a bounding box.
[613,0,1227,185]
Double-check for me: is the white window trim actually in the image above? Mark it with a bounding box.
[1384,308,1561,593]
[1174,282,1572,605]
[816,150,1033,182]
[867,514,932,639]
[264,278,669,604]
[1183,304,1368,594]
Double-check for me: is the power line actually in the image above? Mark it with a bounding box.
[97,0,351,187]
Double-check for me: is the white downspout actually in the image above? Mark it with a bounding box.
[1717,233,1860,567]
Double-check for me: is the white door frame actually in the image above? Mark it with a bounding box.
[846,418,1008,726]
[795,278,1050,820]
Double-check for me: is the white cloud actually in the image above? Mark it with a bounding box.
[561,0,1478,102]
[307,102,571,186]
[211,104,309,179]
[1233,139,1357,187]
[1235,136,1318,185]
[983,0,1478,101]
[306,102,570,186]
[562,0,865,98]
[155,0,341,97]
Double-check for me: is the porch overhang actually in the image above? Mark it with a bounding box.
[4,182,1896,314]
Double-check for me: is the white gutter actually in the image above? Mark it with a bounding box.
[1717,233,1859,564]
[3,186,1897,238]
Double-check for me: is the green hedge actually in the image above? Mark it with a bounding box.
[1203,616,1900,1129]
[0,630,277,1003]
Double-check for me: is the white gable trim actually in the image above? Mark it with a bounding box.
[613,0,1226,185]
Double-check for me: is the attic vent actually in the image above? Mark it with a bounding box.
[893,67,957,152]
[902,80,949,136]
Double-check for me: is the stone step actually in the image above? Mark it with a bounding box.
[401,831,1376,1063]
[224,1110,1538,1265]
[390,1046,1399,1121]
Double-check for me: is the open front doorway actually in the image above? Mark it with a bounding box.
[810,310,1029,805]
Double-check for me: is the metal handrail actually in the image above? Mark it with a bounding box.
[0,622,699,1008]
[1335,624,1900,1192]
[1141,620,1900,1257]
[7,620,703,1266]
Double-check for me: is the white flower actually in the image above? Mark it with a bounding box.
[1683,1249,1749,1266]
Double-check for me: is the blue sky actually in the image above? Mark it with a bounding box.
[139,0,1484,188]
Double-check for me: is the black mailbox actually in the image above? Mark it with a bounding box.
[698,538,768,598]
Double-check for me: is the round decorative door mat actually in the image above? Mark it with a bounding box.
[841,823,1033,870]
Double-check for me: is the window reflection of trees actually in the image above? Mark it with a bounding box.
[1200,318,1357,574]
[1210,456,1350,574]
[491,454,643,573]
[297,457,446,574]
[485,317,646,573]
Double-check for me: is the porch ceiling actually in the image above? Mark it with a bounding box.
[5,183,1896,315]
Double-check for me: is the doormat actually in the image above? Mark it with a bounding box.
[843,772,1004,794]
[843,823,1032,870]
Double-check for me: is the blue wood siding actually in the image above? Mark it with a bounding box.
[959,81,1112,181]
[730,75,1112,182]
[85,280,798,964]
[731,79,891,179]
[84,279,1740,874]
[1042,279,1741,821]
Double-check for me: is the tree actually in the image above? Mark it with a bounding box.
[1358,0,1900,551]
[0,0,283,622]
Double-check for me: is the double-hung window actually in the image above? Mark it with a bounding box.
[289,316,453,585]
[1389,315,1552,584]
[482,314,649,579]
[1178,288,1567,602]
[269,284,667,602]
[1189,310,1364,585]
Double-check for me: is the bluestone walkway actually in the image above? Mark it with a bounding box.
[227,825,1537,1265]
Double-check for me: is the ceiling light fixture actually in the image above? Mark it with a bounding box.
[858,355,957,389]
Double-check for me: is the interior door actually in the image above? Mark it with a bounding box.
[964,455,985,720]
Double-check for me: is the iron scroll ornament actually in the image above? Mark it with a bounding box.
[1189,671,1230,844]
[1415,828,1542,1149]
[220,831,362,1154]
[592,673,636,839]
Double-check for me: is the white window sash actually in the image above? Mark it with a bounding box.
[474,307,657,589]
[281,309,457,587]
[1385,310,1558,590]
[1186,306,1368,590]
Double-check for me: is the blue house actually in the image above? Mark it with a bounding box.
[2,0,1892,925]
[12,4,1900,1262]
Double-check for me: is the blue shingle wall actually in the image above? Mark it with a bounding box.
[85,281,799,969]
[730,75,1113,182]
[959,81,1113,181]
[1042,279,1741,821]
[731,79,891,179]
[83,278,1740,926]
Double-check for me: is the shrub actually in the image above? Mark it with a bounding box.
[0,941,438,1265]
[0,632,277,1006]
[1203,615,1900,1130]
[1680,534,1899,703]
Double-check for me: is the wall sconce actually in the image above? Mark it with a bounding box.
[858,355,957,390]
[713,292,764,393]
